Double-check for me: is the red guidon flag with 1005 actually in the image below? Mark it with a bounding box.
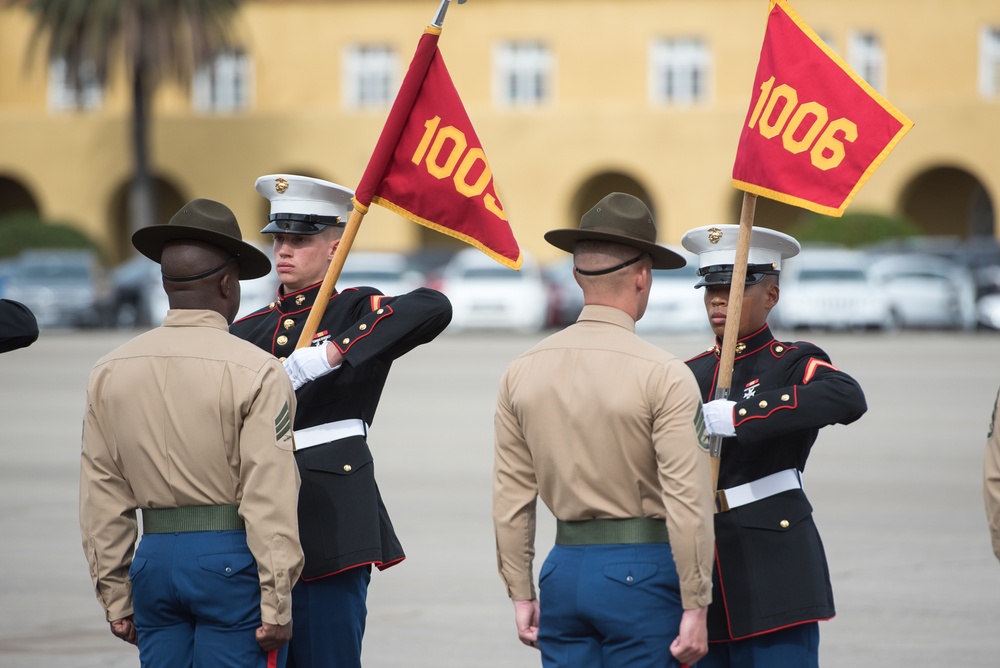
[731,0,913,216]
[354,27,522,269]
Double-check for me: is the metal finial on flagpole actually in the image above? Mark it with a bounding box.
[432,0,467,29]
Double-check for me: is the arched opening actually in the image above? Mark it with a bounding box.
[108,177,187,263]
[900,166,995,239]
[0,176,40,218]
[571,172,656,235]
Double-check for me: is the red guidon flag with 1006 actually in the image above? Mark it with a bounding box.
[354,27,522,269]
[731,0,913,216]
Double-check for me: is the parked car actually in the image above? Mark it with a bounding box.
[636,248,711,335]
[868,253,978,330]
[773,248,893,331]
[339,251,425,296]
[438,248,548,333]
[978,293,1000,330]
[542,256,583,328]
[109,254,162,328]
[1,249,113,329]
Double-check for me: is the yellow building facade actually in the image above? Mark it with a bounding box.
[1,0,998,265]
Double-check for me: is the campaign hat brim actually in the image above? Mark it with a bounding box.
[544,227,686,270]
[132,199,271,280]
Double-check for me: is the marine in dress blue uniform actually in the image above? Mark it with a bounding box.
[231,174,452,668]
[681,225,867,668]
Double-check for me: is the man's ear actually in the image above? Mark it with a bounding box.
[765,281,780,310]
[219,271,233,298]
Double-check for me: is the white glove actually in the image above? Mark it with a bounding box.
[702,399,737,437]
[282,342,336,390]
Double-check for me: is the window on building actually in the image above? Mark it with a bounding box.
[848,31,885,92]
[343,44,398,110]
[193,49,252,113]
[649,37,711,106]
[980,26,1000,99]
[48,58,103,111]
[494,41,552,108]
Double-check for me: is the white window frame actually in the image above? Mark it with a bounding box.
[48,58,103,111]
[343,44,398,110]
[493,41,553,108]
[848,31,885,93]
[649,37,711,107]
[193,49,253,114]
[979,26,1000,99]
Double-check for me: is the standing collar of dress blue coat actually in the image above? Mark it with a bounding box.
[712,324,776,358]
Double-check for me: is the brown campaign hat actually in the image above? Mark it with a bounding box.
[544,192,685,270]
[131,198,271,280]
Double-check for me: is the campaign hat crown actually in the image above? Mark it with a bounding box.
[131,198,271,279]
[681,224,800,287]
[544,192,685,269]
[255,174,355,235]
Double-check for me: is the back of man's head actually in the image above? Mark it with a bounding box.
[161,240,240,321]
[573,239,653,313]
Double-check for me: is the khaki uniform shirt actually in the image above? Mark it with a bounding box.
[493,305,714,609]
[984,387,1000,561]
[80,309,303,625]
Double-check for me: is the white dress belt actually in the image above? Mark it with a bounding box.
[716,468,803,512]
[294,419,369,451]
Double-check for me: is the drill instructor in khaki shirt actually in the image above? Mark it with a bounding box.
[493,193,715,668]
[80,199,303,667]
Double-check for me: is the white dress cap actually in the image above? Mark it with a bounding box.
[254,174,355,219]
[681,224,801,272]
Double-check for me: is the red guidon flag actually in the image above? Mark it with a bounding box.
[354,27,522,269]
[732,0,913,216]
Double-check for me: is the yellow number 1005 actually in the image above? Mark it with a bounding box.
[411,116,507,221]
[748,76,858,171]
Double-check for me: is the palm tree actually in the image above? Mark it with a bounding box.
[5,0,242,240]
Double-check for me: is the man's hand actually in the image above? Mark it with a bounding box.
[256,621,292,652]
[110,615,137,645]
[513,598,540,650]
[702,399,737,437]
[670,606,708,666]
[282,342,340,390]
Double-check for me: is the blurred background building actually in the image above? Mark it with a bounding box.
[1,0,999,331]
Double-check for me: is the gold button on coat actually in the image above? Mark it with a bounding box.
[781,394,790,401]
[759,400,768,409]
[283,319,295,330]
[780,520,790,528]
[775,345,784,353]
[342,338,350,345]
[738,408,747,417]
[377,308,385,314]
[276,335,288,346]
[343,464,352,472]
[359,323,367,331]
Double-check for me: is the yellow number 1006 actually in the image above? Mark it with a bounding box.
[411,116,507,221]
[748,76,858,171]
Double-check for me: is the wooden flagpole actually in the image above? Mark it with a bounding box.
[294,207,366,349]
[709,192,757,490]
